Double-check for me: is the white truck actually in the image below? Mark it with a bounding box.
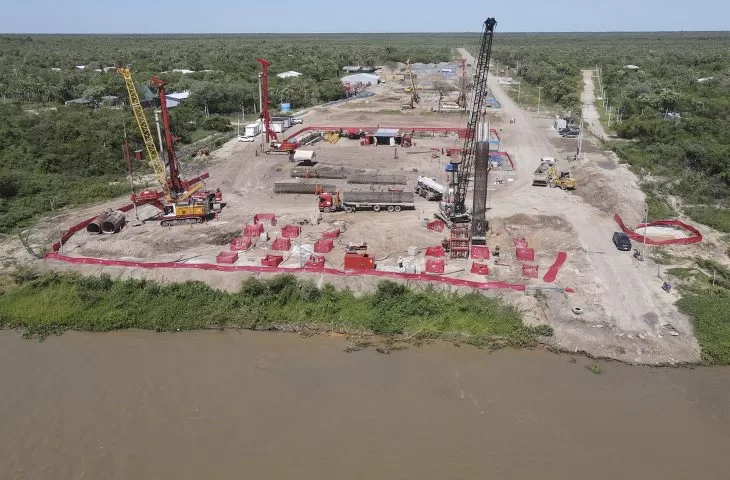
[416,176,446,201]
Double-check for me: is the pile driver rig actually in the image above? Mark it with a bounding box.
[118,67,222,226]
[438,17,497,246]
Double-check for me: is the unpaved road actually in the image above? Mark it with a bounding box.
[460,49,700,363]
[581,69,609,140]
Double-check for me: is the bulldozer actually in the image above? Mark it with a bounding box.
[547,166,576,190]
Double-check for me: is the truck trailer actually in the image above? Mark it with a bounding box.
[319,191,415,213]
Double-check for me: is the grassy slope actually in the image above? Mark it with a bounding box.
[0,273,551,348]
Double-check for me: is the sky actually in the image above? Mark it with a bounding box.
[0,0,726,33]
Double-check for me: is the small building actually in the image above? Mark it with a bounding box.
[65,97,93,106]
[343,65,361,73]
[101,95,119,106]
[341,73,380,87]
[277,70,302,79]
[623,64,640,70]
[172,69,195,74]
[165,90,190,108]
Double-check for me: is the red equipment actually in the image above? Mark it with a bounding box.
[150,76,186,194]
[257,58,276,143]
[344,252,375,270]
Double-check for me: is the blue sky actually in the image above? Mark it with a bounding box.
[0,0,725,33]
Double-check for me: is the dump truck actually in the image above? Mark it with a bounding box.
[318,191,415,213]
[416,176,446,201]
[532,162,552,186]
[533,157,576,190]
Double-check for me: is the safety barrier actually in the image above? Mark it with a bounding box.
[424,246,445,258]
[613,214,703,246]
[470,245,490,260]
[216,251,238,264]
[522,264,539,278]
[471,262,490,275]
[514,238,528,248]
[261,254,284,267]
[516,248,535,262]
[281,225,301,238]
[314,238,334,253]
[425,258,445,274]
[253,213,277,225]
[427,219,445,232]
[244,223,264,237]
[230,237,253,251]
[271,237,291,251]
[305,255,325,269]
[543,252,568,283]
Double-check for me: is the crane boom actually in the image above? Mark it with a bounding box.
[452,17,496,218]
[118,67,172,202]
[151,76,185,194]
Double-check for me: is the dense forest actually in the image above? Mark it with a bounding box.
[0,34,458,233]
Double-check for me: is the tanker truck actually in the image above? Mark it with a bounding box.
[416,176,446,201]
[318,191,415,213]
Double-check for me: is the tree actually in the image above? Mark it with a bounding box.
[433,80,456,113]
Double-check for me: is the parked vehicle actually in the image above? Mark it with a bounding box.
[612,231,632,251]
[291,117,304,124]
[238,135,255,142]
[318,191,415,213]
[416,176,445,201]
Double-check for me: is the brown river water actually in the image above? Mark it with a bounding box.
[1,330,729,480]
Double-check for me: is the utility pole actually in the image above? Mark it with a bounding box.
[517,80,521,102]
[577,115,584,159]
[537,87,542,116]
[642,207,648,261]
[258,73,265,151]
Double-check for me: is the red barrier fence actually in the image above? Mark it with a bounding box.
[516,248,535,262]
[314,238,334,253]
[514,238,528,248]
[543,252,568,283]
[613,214,703,246]
[425,258,445,274]
[322,228,341,239]
[216,251,238,264]
[281,224,301,238]
[424,246,445,257]
[470,245,490,260]
[261,254,284,267]
[471,262,490,275]
[271,237,291,251]
[244,223,264,237]
[284,125,489,143]
[230,237,253,251]
[522,264,539,278]
[305,255,325,269]
[427,219,445,232]
[253,213,277,225]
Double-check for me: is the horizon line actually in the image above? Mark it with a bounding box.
[2,30,729,35]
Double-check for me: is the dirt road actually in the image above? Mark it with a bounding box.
[460,48,700,363]
[581,69,609,140]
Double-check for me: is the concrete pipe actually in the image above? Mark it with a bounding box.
[101,211,126,234]
[86,211,111,234]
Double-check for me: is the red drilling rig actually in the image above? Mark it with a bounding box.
[257,58,276,143]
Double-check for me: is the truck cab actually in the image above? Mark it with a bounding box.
[318,192,340,213]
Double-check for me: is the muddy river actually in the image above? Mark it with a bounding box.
[0,330,728,479]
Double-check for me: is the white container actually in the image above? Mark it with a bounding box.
[408,246,419,256]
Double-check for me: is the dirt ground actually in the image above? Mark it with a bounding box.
[6,49,725,365]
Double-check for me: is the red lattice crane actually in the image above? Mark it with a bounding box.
[150,76,186,194]
[257,58,276,143]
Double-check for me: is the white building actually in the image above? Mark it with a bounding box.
[277,70,303,79]
[341,73,380,86]
[165,90,190,108]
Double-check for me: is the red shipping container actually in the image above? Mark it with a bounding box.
[230,237,252,251]
[470,245,490,260]
[471,262,490,275]
[216,251,238,264]
[253,213,277,225]
[314,238,334,253]
[261,254,284,267]
[244,223,264,237]
[271,237,291,251]
[425,258,445,274]
[281,224,301,238]
[424,246,445,257]
[305,255,325,269]
[522,264,539,278]
[516,247,535,262]
[344,252,375,270]
[322,228,341,239]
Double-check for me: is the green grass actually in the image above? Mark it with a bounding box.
[0,273,550,348]
[684,206,730,234]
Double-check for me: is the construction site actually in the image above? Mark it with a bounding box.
[19,19,719,366]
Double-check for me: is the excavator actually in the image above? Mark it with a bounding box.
[118,67,222,226]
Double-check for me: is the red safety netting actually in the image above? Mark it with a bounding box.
[427,219,445,232]
[543,251,568,283]
[516,247,535,262]
[425,258,445,274]
[470,262,490,275]
[244,223,264,237]
[271,237,291,251]
[305,255,325,269]
[514,238,528,248]
[322,228,341,239]
[522,264,539,278]
[446,148,462,157]
[45,252,526,291]
[253,213,277,226]
[424,246,445,257]
[261,254,284,267]
[613,214,703,246]
[230,237,253,251]
[314,238,334,253]
[470,245,490,260]
[281,224,301,238]
[216,251,238,264]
